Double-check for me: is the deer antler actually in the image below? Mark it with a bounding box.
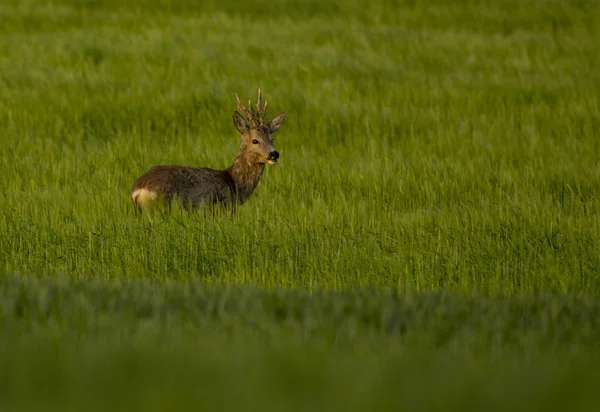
[235,93,254,125]
[255,88,268,125]
[235,89,268,127]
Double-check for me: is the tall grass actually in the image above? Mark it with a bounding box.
[1,0,600,409]
[1,0,599,293]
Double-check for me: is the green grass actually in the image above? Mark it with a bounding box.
[2,275,600,411]
[1,0,600,410]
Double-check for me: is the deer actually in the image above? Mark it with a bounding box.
[131,89,286,213]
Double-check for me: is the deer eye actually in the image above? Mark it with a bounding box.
[252,139,259,145]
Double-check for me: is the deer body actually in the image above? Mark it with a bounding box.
[131,89,285,212]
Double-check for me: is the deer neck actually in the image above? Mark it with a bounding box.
[227,150,265,203]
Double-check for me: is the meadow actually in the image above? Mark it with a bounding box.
[1,0,600,410]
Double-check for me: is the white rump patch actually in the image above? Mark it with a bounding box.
[132,188,158,207]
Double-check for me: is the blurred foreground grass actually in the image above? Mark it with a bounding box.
[2,275,600,411]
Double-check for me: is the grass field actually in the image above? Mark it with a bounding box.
[1,0,600,410]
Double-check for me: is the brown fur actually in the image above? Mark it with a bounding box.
[131,89,286,212]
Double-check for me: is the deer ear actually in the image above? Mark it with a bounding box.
[233,111,247,133]
[269,112,286,134]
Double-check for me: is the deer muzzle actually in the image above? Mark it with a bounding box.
[267,150,280,164]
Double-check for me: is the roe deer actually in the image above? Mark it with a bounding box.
[131,89,286,213]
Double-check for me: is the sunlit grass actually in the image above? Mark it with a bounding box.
[1,0,599,409]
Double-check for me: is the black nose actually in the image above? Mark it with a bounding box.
[268,151,280,160]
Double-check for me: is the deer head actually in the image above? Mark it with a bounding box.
[232,89,286,165]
